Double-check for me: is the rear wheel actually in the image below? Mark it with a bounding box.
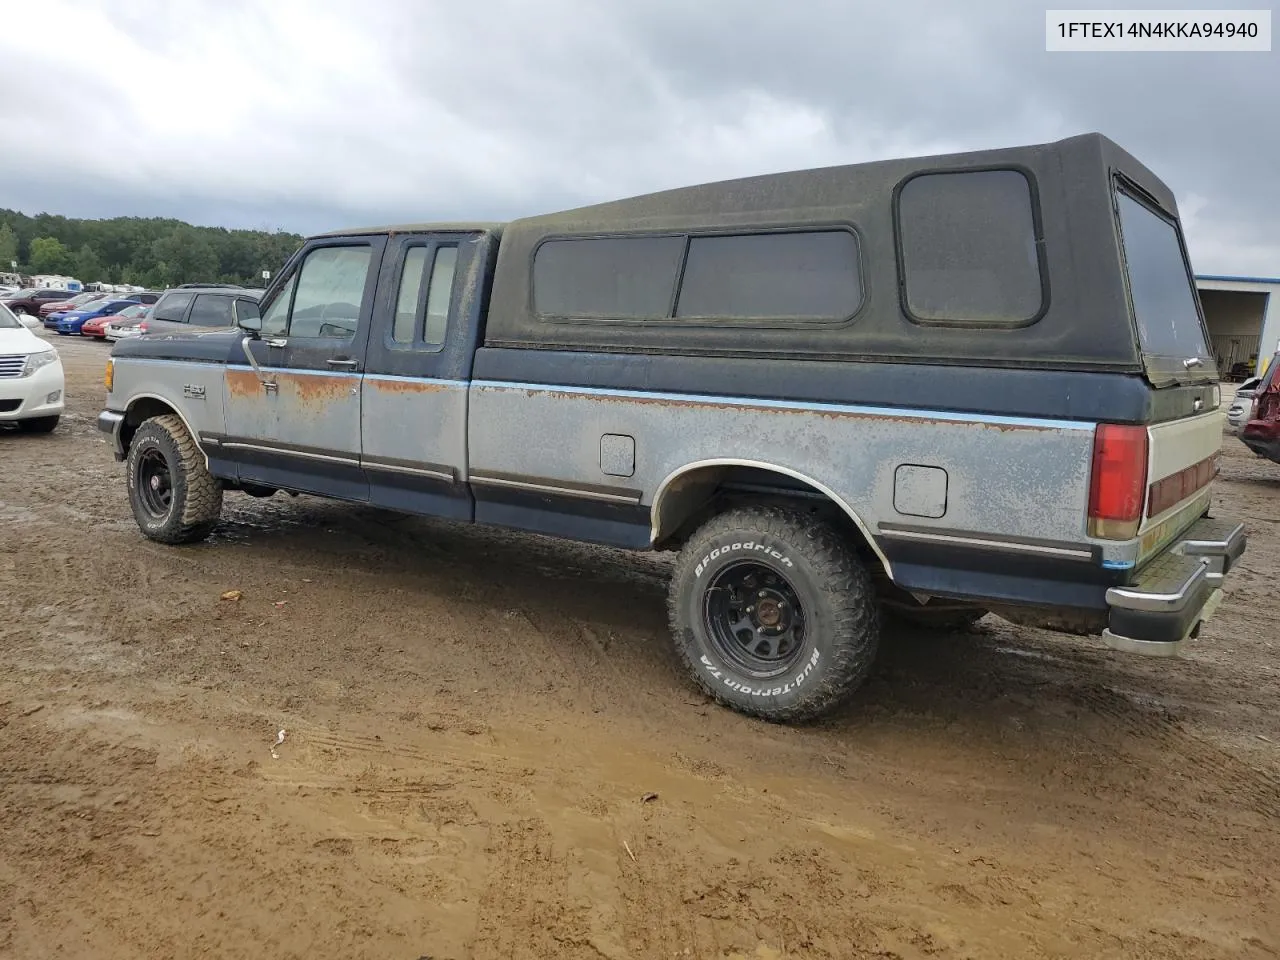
[17,416,59,433]
[126,414,223,544]
[668,506,880,723]
[11,306,26,316]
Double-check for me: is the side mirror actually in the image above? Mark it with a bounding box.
[237,312,262,336]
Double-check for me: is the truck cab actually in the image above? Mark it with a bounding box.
[99,132,1245,723]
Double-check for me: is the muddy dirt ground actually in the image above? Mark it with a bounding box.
[2,332,1278,960]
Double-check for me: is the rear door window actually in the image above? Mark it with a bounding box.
[1114,189,1213,378]
[189,294,235,327]
[152,292,194,322]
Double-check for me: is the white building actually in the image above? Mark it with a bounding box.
[1196,274,1280,378]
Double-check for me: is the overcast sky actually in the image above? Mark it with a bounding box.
[0,0,1276,275]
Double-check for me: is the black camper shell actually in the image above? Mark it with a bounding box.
[479,133,1216,416]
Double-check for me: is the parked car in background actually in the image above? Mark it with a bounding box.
[84,302,153,339]
[1226,377,1263,433]
[54,298,142,336]
[1240,353,1280,465]
[82,311,121,339]
[44,291,157,318]
[4,288,76,316]
[39,291,112,319]
[104,305,150,342]
[0,302,64,433]
[138,288,263,336]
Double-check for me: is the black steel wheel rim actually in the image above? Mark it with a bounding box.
[703,560,807,678]
[137,448,174,519]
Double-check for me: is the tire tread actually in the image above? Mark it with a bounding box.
[128,414,222,544]
[668,505,879,723]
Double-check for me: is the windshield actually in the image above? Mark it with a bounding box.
[1259,354,1280,394]
[115,304,146,320]
[4,288,35,298]
[1115,188,1213,384]
[0,303,20,329]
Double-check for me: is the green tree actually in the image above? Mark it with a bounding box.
[74,244,102,282]
[29,236,73,275]
[0,207,303,287]
[152,229,219,285]
[0,223,17,269]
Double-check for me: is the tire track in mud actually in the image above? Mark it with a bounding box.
[468,818,605,960]
[1070,680,1280,822]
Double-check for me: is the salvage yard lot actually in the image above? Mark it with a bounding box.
[2,332,1279,960]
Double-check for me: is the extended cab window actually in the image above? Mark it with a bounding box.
[260,245,372,340]
[392,244,458,347]
[1114,190,1211,366]
[897,169,1044,325]
[534,236,684,319]
[675,231,861,320]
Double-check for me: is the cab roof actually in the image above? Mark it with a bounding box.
[315,222,503,239]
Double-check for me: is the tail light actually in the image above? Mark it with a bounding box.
[1088,424,1149,540]
[1256,393,1278,421]
[138,321,149,333]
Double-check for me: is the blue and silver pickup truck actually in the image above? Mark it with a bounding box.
[100,132,1245,722]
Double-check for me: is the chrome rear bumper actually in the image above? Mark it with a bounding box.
[1102,516,1245,657]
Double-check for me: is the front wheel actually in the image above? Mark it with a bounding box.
[668,506,880,723]
[126,414,223,544]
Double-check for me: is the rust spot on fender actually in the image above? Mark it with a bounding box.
[367,378,447,395]
[226,368,262,400]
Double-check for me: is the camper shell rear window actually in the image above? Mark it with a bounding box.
[1113,184,1213,378]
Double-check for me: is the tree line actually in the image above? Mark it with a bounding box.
[0,209,303,289]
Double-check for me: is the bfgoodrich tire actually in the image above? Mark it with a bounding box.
[126,414,223,544]
[669,506,880,723]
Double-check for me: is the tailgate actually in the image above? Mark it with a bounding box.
[1136,410,1221,565]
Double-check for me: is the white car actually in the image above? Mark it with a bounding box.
[0,302,65,432]
[1227,376,1263,433]
[104,318,143,341]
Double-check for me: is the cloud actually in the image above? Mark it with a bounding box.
[0,0,1275,275]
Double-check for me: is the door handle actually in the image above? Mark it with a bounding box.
[327,358,359,370]
[240,335,277,390]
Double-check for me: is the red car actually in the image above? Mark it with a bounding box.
[39,291,111,318]
[82,302,148,339]
[40,290,158,318]
[1240,351,1280,465]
